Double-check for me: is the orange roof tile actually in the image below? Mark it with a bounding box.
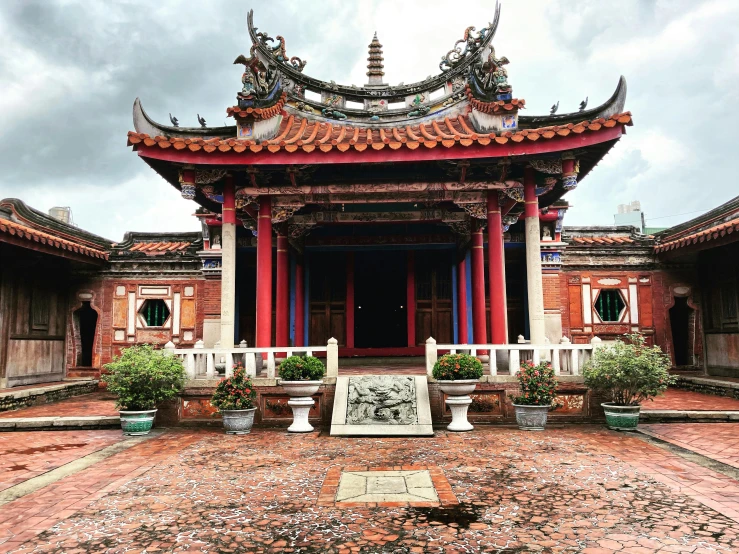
[226,92,287,120]
[0,219,108,260]
[571,236,636,245]
[127,112,633,155]
[655,217,739,253]
[128,241,191,254]
[465,89,525,114]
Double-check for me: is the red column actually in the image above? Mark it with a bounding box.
[346,253,355,349]
[457,256,468,343]
[294,258,304,347]
[407,251,416,347]
[276,234,289,352]
[256,196,273,349]
[487,192,507,344]
[471,224,488,346]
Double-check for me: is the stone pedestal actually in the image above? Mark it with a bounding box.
[445,395,474,432]
[287,397,315,433]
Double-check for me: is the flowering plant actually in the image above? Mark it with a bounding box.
[210,366,257,411]
[102,344,185,411]
[432,353,484,381]
[512,361,558,406]
[583,333,674,406]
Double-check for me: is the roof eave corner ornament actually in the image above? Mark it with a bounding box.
[247,9,307,73]
[439,1,501,73]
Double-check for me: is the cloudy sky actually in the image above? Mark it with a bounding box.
[1,0,737,240]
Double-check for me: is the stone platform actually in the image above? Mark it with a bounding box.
[330,375,433,436]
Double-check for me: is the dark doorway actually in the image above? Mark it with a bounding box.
[74,302,98,367]
[354,251,407,348]
[670,296,694,366]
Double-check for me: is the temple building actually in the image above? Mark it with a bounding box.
[1,8,737,422]
[125,7,631,356]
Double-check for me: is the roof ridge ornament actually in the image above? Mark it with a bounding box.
[367,32,385,85]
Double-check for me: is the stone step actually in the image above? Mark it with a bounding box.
[0,415,120,431]
[640,410,739,423]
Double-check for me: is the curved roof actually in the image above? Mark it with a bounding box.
[132,4,628,141]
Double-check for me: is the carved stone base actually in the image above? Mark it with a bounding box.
[287,397,315,433]
[445,396,474,432]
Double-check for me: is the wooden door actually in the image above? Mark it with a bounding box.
[2,254,68,386]
[309,253,346,346]
[415,253,452,345]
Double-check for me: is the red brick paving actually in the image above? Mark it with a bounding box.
[643,388,739,411]
[0,430,204,552]
[0,426,738,552]
[642,423,739,470]
[0,392,118,419]
[0,430,123,492]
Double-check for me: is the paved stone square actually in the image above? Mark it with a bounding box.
[1,426,739,553]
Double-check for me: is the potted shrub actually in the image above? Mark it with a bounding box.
[512,361,558,431]
[584,333,674,430]
[432,353,484,432]
[102,344,186,436]
[211,366,258,434]
[277,355,326,433]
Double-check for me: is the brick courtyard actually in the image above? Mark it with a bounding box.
[2,424,739,553]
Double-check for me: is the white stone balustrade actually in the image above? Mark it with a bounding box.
[164,339,338,381]
[425,336,602,378]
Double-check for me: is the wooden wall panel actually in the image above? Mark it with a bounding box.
[181,299,196,328]
[639,283,654,328]
[568,283,583,329]
[112,298,127,328]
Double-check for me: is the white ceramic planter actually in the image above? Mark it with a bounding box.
[438,379,479,432]
[279,380,322,433]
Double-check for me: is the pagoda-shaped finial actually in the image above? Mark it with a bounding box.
[366,32,385,85]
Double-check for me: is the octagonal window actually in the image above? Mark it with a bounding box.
[139,299,170,327]
[594,289,625,322]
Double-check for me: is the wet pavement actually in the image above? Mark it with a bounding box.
[1,425,739,553]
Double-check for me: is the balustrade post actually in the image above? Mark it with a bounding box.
[425,337,438,378]
[245,352,257,377]
[509,349,520,374]
[560,336,570,374]
[225,352,234,377]
[327,338,339,378]
[489,348,498,376]
[267,352,276,379]
[185,353,195,379]
[206,353,216,378]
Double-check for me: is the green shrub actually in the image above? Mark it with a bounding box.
[211,366,257,411]
[583,333,675,406]
[102,344,186,411]
[432,353,484,381]
[511,361,559,406]
[278,355,325,381]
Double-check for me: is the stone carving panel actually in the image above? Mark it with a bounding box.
[346,376,418,425]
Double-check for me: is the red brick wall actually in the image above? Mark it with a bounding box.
[203,279,221,320]
[542,274,561,310]
[560,268,703,366]
[66,277,209,372]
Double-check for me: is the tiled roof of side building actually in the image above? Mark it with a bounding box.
[111,232,203,256]
[0,218,108,260]
[655,217,739,253]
